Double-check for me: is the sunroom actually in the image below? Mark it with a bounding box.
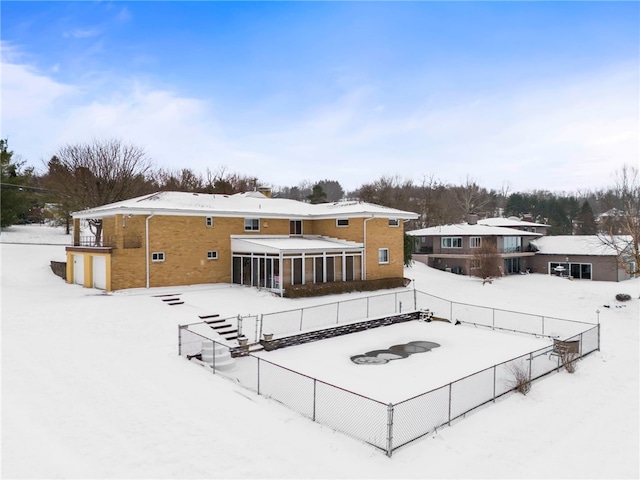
[231,235,365,295]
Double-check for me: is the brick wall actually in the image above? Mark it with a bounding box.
[100,213,407,290]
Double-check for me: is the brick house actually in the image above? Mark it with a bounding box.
[65,191,418,293]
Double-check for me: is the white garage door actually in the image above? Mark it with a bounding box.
[73,255,84,285]
[92,256,106,290]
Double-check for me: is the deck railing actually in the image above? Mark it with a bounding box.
[73,235,142,248]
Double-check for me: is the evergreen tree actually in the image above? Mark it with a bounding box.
[576,200,598,234]
[1,139,35,227]
[307,184,328,204]
[403,233,414,267]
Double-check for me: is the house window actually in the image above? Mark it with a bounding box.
[378,248,389,264]
[388,218,400,227]
[336,218,349,227]
[441,237,462,248]
[205,216,213,227]
[470,237,482,248]
[207,250,218,260]
[290,220,302,235]
[244,218,260,231]
[151,252,165,262]
[470,259,481,270]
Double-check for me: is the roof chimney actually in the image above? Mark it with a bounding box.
[467,214,478,225]
[258,186,272,198]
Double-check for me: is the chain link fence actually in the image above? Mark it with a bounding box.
[178,291,601,457]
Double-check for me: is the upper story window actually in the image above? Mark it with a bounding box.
[151,252,165,262]
[290,220,302,235]
[388,218,400,227]
[205,216,213,227]
[470,236,482,248]
[378,248,389,264]
[441,237,462,248]
[244,218,260,232]
[336,218,349,227]
[207,250,218,260]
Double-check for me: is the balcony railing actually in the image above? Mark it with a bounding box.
[73,235,142,249]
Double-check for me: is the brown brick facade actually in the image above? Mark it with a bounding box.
[69,213,407,291]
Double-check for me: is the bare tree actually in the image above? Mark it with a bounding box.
[471,239,502,280]
[450,176,494,219]
[156,167,204,192]
[43,138,155,242]
[204,167,260,194]
[598,165,640,287]
[413,174,457,229]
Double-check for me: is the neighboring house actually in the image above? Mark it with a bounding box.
[407,218,542,276]
[528,235,635,282]
[65,191,418,293]
[596,208,625,234]
[408,212,633,282]
[477,216,550,235]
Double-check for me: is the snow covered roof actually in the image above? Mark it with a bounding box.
[529,236,627,256]
[406,223,543,237]
[72,191,419,220]
[231,235,364,255]
[478,217,550,228]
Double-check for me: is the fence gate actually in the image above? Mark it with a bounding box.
[237,315,262,343]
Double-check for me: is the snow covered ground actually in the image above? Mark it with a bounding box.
[1,225,639,478]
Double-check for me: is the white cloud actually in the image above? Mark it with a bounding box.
[235,62,638,192]
[1,43,637,194]
[1,62,76,119]
[62,28,100,39]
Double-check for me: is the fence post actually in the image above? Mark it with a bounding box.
[399,301,402,314]
[541,316,545,336]
[237,314,242,337]
[413,281,417,310]
[450,302,453,323]
[336,302,340,324]
[597,323,601,352]
[299,309,304,331]
[257,358,261,395]
[528,352,533,380]
[579,332,583,357]
[367,297,370,318]
[212,340,216,374]
[492,308,495,330]
[178,325,183,356]
[493,365,496,402]
[313,379,317,422]
[448,383,452,426]
[386,403,394,457]
[258,314,263,341]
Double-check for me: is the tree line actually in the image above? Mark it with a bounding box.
[1,138,637,241]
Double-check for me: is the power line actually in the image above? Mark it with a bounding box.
[0,182,53,192]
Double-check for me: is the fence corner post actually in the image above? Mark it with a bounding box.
[178,324,183,356]
[386,402,394,457]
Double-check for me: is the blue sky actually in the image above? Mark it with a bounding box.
[2,1,638,193]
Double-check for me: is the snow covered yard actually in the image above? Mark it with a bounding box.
[1,225,639,478]
[248,321,552,403]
